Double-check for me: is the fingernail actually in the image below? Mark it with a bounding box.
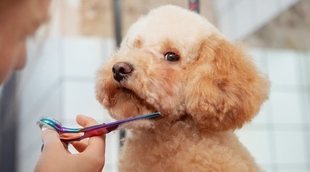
[40,125,56,132]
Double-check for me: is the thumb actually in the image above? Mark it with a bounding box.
[41,128,67,153]
[35,128,68,172]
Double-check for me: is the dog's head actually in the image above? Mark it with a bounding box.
[96,5,269,131]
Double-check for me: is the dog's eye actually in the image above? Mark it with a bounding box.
[164,52,180,62]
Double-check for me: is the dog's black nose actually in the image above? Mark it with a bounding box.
[112,62,134,82]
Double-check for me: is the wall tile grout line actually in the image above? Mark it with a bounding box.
[300,52,310,170]
[263,49,279,172]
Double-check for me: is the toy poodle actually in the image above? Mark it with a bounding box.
[96,5,269,172]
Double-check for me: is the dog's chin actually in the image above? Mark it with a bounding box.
[107,86,160,130]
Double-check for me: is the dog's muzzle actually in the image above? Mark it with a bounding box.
[112,62,134,82]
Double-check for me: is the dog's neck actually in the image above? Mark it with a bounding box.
[129,112,231,143]
[129,113,233,149]
[133,113,205,138]
[156,113,193,128]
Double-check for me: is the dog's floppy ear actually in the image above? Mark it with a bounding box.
[184,36,269,131]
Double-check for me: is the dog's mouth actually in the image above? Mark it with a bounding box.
[121,87,155,110]
[105,85,163,130]
[108,84,160,119]
[125,86,158,112]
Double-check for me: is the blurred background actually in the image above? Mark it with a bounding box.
[0,0,309,171]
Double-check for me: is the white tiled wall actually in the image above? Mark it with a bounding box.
[62,37,114,79]
[270,91,306,124]
[274,130,307,164]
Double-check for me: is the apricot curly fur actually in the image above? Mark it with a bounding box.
[96,5,269,172]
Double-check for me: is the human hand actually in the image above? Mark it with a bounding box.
[35,115,105,172]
